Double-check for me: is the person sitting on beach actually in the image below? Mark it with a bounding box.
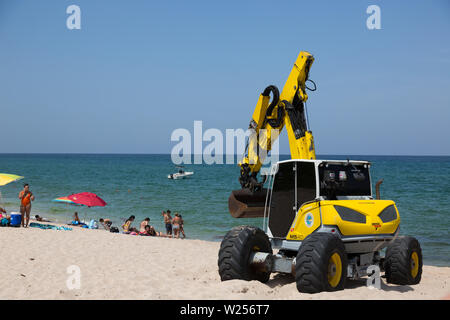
[122,215,135,233]
[139,218,162,236]
[140,224,169,237]
[35,215,51,222]
[140,224,157,236]
[172,213,184,239]
[162,210,172,237]
[139,217,151,233]
[0,208,10,226]
[69,212,86,226]
[99,218,112,230]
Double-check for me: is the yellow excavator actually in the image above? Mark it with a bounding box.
[218,51,423,293]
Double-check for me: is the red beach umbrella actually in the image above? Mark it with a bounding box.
[68,192,107,208]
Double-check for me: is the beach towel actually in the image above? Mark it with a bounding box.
[70,220,86,225]
[29,222,72,231]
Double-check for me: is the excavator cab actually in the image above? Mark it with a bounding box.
[232,159,372,239]
[264,160,374,241]
[266,160,317,239]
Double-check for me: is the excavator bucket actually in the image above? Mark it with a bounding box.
[228,188,268,218]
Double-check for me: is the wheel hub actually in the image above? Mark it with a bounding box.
[328,263,337,278]
[411,251,419,278]
[327,253,342,288]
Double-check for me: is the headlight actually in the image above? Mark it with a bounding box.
[378,205,397,223]
[334,205,366,223]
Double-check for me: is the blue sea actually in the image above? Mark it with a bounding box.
[0,154,449,266]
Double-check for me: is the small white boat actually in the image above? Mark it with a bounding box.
[168,166,194,179]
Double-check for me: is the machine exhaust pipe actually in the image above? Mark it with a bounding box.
[228,188,268,218]
[375,179,384,200]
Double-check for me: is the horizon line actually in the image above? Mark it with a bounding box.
[1,153,449,157]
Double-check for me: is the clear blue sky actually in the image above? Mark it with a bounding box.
[1,0,449,155]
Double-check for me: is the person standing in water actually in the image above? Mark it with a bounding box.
[179,214,186,239]
[19,183,35,228]
[172,213,182,239]
[162,210,173,237]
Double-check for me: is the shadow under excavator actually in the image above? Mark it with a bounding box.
[266,273,295,288]
[346,277,414,293]
[266,273,414,293]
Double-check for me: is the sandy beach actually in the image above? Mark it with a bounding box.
[0,222,448,300]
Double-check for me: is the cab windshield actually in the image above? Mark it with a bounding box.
[319,162,371,199]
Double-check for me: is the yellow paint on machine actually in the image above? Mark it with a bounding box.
[286,200,400,240]
[286,202,321,240]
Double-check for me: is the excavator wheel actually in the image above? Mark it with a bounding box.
[385,236,422,285]
[218,226,272,283]
[295,233,348,293]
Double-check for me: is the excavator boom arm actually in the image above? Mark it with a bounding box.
[238,51,317,192]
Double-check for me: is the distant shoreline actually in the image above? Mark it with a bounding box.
[1,153,449,157]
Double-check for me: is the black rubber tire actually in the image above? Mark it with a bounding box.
[295,233,348,293]
[385,236,422,285]
[218,225,272,283]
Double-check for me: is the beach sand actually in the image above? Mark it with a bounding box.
[0,222,448,300]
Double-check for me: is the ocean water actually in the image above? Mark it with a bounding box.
[0,154,449,266]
